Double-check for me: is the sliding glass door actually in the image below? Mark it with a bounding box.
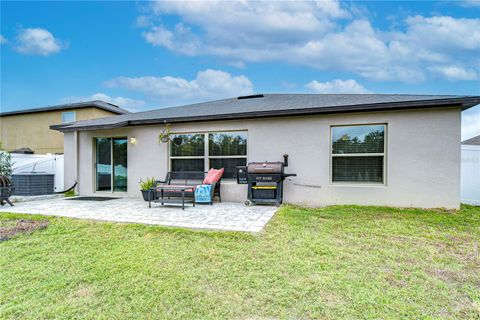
[95,138,127,192]
[96,138,112,191]
[113,138,127,191]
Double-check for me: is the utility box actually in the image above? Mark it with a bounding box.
[11,173,55,196]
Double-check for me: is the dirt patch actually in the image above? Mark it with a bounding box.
[385,273,408,288]
[427,268,472,285]
[0,219,49,241]
[72,285,95,298]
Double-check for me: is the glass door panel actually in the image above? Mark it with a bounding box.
[113,138,128,191]
[95,138,112,191]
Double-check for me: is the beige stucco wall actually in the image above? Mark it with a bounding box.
[0,107,117,154]
[65,107,461,209]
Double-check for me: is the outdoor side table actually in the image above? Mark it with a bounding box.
[148,185,195,210]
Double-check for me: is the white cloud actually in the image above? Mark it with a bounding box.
[151,0,348,38]
[135,15,152,28]
[306,79,370,94]
[104,69,253,104]
[429,66,478,81]
[400,16,480,52]
[62,93,146,111]
[0,35,7,44]
[141,1,480,83]
[225,60,246,69]
[144,0,347,59]
[143,25,174,49]
[460,0,480,7]
[462,105,480,141]
[281,81,297,89]
[14,28,65,56]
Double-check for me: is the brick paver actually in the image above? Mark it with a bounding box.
[0,197,278,232]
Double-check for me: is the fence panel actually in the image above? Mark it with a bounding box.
[461,145,480,205]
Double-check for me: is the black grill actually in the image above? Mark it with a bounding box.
[236,155,296,206]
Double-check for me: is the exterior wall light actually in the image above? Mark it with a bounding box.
[130,137,137,145]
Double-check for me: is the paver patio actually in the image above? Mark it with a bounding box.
[0,197,278,232]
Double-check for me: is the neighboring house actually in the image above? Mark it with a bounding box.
[0,101,129,154]
[461,135,480,205]
[52,94,480,209]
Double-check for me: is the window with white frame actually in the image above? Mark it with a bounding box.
[61,111,76,123]
[331,124,386,183]
[169,131,247,179]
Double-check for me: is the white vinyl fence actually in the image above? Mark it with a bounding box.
[12,154,64,192]
[461,145,480,205]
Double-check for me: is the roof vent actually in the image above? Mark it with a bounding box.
[237,94,264,100]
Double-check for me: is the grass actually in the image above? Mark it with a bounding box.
[63,190,77,197]
[0,205,479,319]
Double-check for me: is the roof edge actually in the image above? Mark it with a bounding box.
[461,134,480,145]
[1,100,130,116]
[50,120,130,132]
[52,96,479,132]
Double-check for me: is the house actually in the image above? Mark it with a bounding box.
[52,94,480,209]
[0,101,129,154]
[461,134,480,205]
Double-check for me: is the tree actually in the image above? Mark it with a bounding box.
[332,130,384,154]
[0,151,13,177]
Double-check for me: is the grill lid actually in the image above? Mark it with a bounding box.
[247,162,283,174]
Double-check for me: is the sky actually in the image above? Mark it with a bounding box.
[1,0,479,139]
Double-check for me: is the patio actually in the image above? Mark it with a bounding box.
[0,197,278,232]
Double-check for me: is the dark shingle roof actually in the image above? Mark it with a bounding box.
[0,100,130,117]
[51,94,480,132]
[462,135,480,145]
[10,147,34,154]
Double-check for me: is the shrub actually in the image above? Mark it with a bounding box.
[0,151,13,177]
[139,177,156,190]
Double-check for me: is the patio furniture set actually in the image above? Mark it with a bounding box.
[148,169,223,210]
[148,156,296,210]
[0,157,296,210]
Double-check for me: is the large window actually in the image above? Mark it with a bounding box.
[331,124,386,183]
[170,131,247,179]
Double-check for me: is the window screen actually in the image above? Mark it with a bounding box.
[170,134,205,157]
[209,132,247,156]
[62,111,76,123]
[331,125,386,183]
[170,131,247,179]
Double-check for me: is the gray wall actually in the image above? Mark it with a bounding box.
[64,107,461,209]
[63,131,77,191]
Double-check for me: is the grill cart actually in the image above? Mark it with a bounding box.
[236,155,296,206]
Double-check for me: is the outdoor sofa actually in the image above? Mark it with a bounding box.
[154,171,222,204]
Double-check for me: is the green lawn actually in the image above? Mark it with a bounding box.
[1,205,479,319]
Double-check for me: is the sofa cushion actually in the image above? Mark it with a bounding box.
[195,185,212,203]
[169,179,202,186]
[164,184,195,192]
[203,168,224,184]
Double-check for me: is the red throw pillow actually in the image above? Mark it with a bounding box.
[203,168,224,184]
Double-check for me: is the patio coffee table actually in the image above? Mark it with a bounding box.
[148,185,195,210]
